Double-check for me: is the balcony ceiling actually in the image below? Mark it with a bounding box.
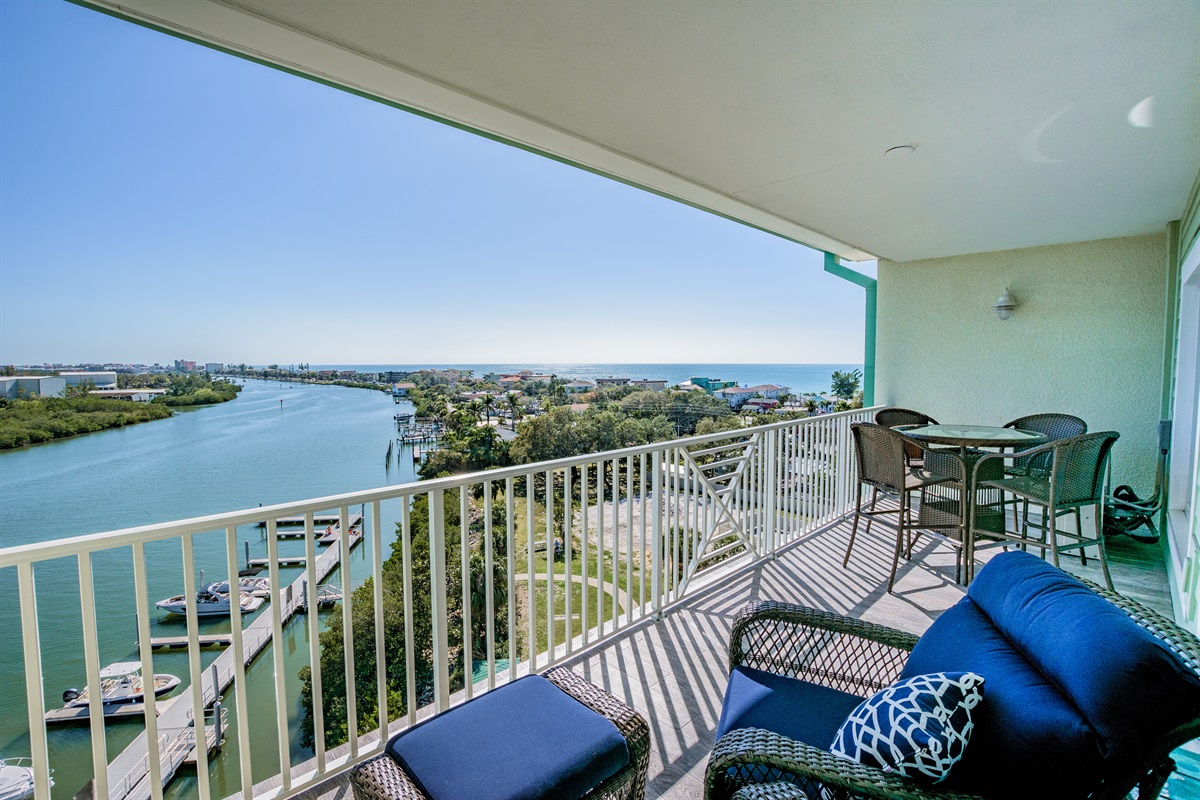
[89,0,1200,262]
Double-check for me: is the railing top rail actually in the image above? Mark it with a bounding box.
[0,406,879,565]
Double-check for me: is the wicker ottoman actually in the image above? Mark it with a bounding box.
[349,666,649,800]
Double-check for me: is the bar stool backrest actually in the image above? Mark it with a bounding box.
[1005,413,1088,475]
[874,407,938,428]
[851,423,908,496]
[1052,431,1120,508]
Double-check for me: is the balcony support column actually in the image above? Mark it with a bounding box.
[824,252,876,406]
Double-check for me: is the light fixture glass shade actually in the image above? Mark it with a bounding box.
[992,288,1018,320]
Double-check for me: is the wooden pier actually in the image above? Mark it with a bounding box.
[147,634,233,650]
[258,513,341,528]
[97,523,361,800]
[273,512,363,539]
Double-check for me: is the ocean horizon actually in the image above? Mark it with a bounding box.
[309,363,863,395]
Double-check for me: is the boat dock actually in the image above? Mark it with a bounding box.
[258,513,341,528]
[398,425,441,444]
[273,512,363,539]
[95,525,360,800]
[147,634,234,650]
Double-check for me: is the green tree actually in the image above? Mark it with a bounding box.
[830,369,863,401]
[505,392,522,431]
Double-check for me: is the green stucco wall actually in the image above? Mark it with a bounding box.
[876,232,1168,492]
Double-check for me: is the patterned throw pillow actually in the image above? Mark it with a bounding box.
[829,672,984,782]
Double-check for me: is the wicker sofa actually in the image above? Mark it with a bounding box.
[705,551,1200,800]
[350,666,649,800]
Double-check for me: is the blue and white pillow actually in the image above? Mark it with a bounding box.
[829,671,984,782]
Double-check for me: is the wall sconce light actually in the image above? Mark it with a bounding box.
[992,288,1018,320]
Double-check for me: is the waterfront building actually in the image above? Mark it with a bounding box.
[392,381,416,398]
[686,376,737,393]
[713,383,790,408]
[594,377,630,386]
[0,375,66,398]
[173,360,197,372]
[58,371,118,389]
[89,388,167,402]
[628,379,667,391]
[204,363,225,373]
[563,380,595,393]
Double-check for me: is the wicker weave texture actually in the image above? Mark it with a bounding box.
[1003,414,1087,476]
[707,586,1200,800]
[348,666,650,800]
[728,601,916,703]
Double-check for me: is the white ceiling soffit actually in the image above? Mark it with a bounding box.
[84,0,1200,263]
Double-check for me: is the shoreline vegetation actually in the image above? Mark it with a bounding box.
[0,373,241,450]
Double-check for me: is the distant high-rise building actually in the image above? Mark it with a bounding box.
[174,360,197,372]
[205,363,225,373]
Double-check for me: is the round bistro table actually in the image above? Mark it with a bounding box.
[898,424,1048,450]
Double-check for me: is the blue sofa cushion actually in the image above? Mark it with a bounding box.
[716,665,866,747]
[385,675,629,800]
[830,672,984,783]
[968,551,1200,766]
[900,597,1106,798]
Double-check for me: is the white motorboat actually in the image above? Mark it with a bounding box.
[207,576,271,598]
[0,759,51,800]
[155,588,264,617]
[61,662,181,707]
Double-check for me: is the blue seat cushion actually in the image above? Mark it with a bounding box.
[968,551,1200,766]
[900,597,1105,799]
[385,675,629,800]
[716,665,865,746]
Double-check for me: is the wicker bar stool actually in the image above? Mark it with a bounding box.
[349,666,649,800]
[844,423,965,591]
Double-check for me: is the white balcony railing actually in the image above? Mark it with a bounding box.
[0,407,876,800]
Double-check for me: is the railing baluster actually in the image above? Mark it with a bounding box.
[77,552,110,800]
[339,506,359,755]
[597,460,605,636]
[224,525,254,798]
[625,454,633,626]
[17,563,50,800]
[525,476,536,670]
[639,453,647,615]
[611,459,620,624]
[580,464,590,645]
[371,500,388,745]
[400,500,417,723]
[484,483,497,688]
[265,518,292,790]
[303,513,326,771]
[181,535,211,800]
[429,490,450,711]
[504,478,516,681]
[563,468,573,651]
[651,450,663,617]
[545,468,554,662]
[131,543,163,800]
[460,488,472,699]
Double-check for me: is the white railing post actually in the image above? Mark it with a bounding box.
[765,428,778,556]
[651,449,663,619]
[16,563,51,800]
[429,489,450,711]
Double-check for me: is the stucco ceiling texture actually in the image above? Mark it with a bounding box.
[154,0,1200,261]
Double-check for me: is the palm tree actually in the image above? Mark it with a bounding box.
[466,399,484,424]
[482,394,496,426]
[506,392,522,431]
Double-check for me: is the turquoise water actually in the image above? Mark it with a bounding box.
[0,365,856,799]
[0,380,418,800]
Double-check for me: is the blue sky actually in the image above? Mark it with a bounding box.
[0,0,869,366]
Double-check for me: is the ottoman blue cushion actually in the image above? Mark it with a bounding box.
[716,665,865,746]
[385,675,629,800]
[900,597,1105,799]
[968,551,1200,765]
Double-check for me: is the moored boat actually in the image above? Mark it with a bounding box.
[155,588,264,617]
[0,759,51,800]
[206,576,271,598]
[61,662,181,707]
